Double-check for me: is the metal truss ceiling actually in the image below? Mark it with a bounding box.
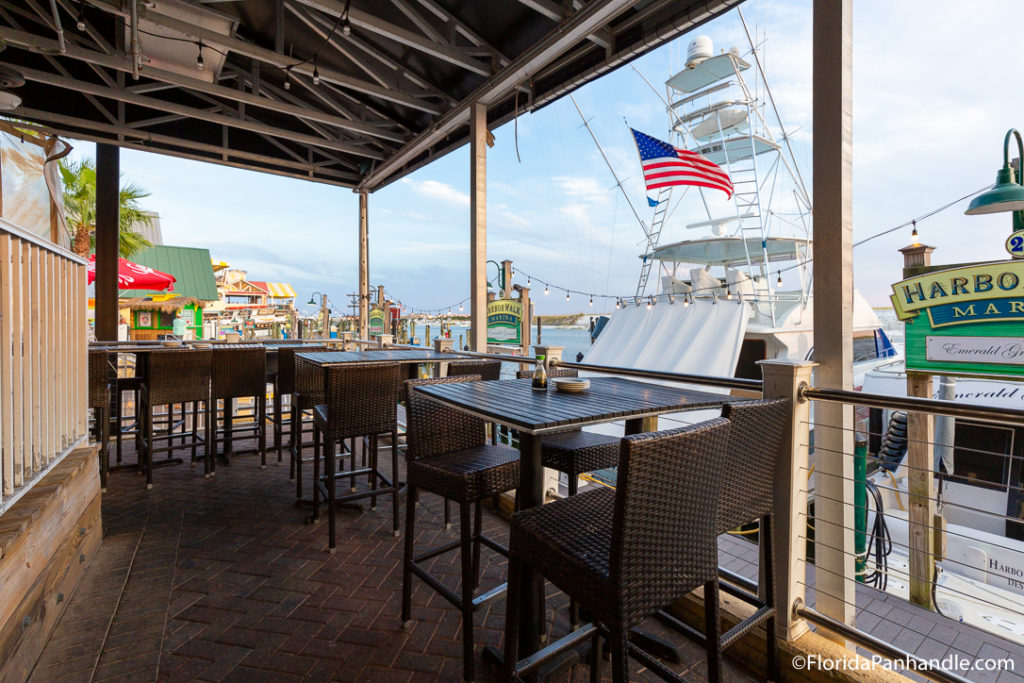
[0,0,739,190]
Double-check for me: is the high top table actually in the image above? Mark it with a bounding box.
[295,348,472,388]
[415,376,746,675]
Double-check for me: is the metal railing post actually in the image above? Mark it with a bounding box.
[758,359,816,641]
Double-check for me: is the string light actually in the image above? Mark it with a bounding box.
[684,295,691,306]
[669,294,675,304]
[544,285,549,295]
[777,271,783,286]
[646,298,652,310]
[726,287,732,300]
[341,0,352,36]
[75,0,86,31]
[588,295,593,307]
[312,58,320,85]
[527,276,531,286]
[911,220,919,242]
[565,291,570,302]
[283,67,291,90]
[196,41,205,71]
[615,300,621,309]
[459,303,464,312]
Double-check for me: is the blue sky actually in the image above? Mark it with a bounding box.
[68,0,1024,316]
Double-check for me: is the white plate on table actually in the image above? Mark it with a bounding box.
[553,378,590,393]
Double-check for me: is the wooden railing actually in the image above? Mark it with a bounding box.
[0,218,87,514]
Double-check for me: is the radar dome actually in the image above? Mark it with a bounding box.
[686,36,713,67]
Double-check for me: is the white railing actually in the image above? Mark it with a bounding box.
[0,219,87,514]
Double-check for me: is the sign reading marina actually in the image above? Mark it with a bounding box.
[368,308,386,336]
[486,299,522,345]
[891,260,1024,377]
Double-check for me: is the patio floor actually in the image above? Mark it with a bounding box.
[28,432,761,683]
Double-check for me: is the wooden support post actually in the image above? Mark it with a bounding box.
[906,373,936,608]
[759,360,816,641]
[501,259,512,299]
[469,101,487,352]
[94,143,119,341]
[812,0,856,634]
[519,288,531,369]
[358,191,369,339]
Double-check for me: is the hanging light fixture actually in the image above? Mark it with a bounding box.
[283,67,292,90]
[777,271,783,286]
[615,299,621,309]
[527,276,531,286]
[684,295,691,306]
[75,0,86,31]
[459,303,464,312]
[965,129,1024,232]
[910,220,919,243]
[196,41,205,71]
[341,0,352,36]
[312,58,320,85]
[544,285,549,295]
[726,287,732,300]
[588,295,593,307]
[646,298,652,310]
[565,291,570,302]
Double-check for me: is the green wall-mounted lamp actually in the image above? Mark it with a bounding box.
[965,128,1024,231]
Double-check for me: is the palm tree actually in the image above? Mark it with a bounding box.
[60,158,154,258]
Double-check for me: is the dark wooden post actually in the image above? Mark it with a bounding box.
[95,143,119,341]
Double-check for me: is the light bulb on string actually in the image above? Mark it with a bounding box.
[312,59,320,85]
[196,41,205,71]
[527,276,531,286]
[726,287,732,300]
[75,1,86,31]
[283,67,291,90]
[615,300,621,309]
[341,16,351,36]
[544,285,549,295]
[588,295,593,307]
[684,295,691,306]
[911,220,919,242]
[777,271,783,286]
[459,303,464,312]
[646,297,652,310]
[565,291,570,302]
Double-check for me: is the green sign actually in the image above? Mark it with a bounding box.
[487,299,522,345]
[368,308,386,336]
[891,260,1024,377]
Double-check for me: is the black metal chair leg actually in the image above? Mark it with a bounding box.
[610,628,629,683]
[326,436,336,551]
[309,427,321,520]
[460,502,475,681]
[273,388,283,462]
[391,430,400,536]
[472,500,483,589]
[144,405,154,489]
[704,579,722,683]
[258,394,267,468]
[589,630,602,683]
[369,434,378,510]
[401,483,417,624]
[444,499,451,529]
[503,557,521,682]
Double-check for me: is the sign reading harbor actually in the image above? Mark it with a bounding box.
[368,308,386,336]
[487,299,522,345]
[891,260,1024,377]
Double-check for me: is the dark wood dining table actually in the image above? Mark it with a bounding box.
[414,376,746,670]
[295,348,472,387]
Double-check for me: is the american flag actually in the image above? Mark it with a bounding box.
[630,128,733,199]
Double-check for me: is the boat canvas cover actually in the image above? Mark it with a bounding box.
[584,299,749,385]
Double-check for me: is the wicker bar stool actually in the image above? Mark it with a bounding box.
[515,369,619,496]
[655,398,790,681]
[88,350,112,490]
[448,360,501,381]
[139,350,213,488]
[502,418,731,683]
[310,362,402,544]
[273,345,328,465]
[401,375,520,682]
[291,348,332,501]
[211,346,267,470]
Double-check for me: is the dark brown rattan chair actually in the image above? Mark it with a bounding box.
[401,375,520,681]
[291,348,331,501]
[210,346,267,470]
[274,345,329,466]
[311,362,402,545]
[655,398,790,681]
[139,350,213,488]
[88,350,112,490]
[503,418,731,683]
[448,360,502,381]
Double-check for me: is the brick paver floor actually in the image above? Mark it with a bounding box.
[30,429,760,682]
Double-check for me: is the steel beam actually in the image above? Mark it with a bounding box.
[0,26,407,144]
[359,0,636,190]
[94,143,118,341]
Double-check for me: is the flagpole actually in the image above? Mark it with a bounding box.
[568,94,650,239]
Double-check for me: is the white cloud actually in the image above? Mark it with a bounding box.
[400,178,469,207]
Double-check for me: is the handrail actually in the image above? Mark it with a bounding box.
[794,602,973,683]
[558,361,763,391]
[802,385,1024,427]
[0,217,86,264]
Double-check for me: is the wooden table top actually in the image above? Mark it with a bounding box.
[415,376,739,435]
[296,349,470,366]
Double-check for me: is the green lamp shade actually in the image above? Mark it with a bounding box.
[307,296,316,305]
[965,166,1024,215]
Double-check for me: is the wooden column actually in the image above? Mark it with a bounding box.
[760,359,817,641]
[811,0,856,633]
[94,143,119,341]
[469,102,487,352]
[901,244,937,608]
[358,191,369,339]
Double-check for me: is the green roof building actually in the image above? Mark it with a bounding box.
[120,245,218,300]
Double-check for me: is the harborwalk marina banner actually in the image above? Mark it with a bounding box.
[891,260,1024,378]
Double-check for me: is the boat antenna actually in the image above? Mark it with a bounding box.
[736,5,811,207]
[568,94,650,238]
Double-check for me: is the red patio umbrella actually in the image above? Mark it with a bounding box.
[87,255,176,291]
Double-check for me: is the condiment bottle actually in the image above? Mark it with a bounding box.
[532,355,548,391]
